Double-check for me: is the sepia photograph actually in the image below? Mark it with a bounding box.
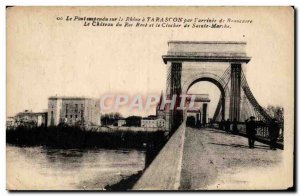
[6,6,294,191]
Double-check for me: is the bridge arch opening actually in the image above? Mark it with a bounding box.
[186,77,226,97]
[187,81,220,121]
[185,76,228,122]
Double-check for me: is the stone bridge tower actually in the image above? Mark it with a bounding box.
[162,41,251,132]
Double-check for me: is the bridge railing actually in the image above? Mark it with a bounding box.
[209,121,284,144]
[237,122,283,143]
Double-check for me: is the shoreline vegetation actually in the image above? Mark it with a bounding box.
[6,126,167,150]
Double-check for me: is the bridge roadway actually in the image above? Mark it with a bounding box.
[133,126,284,190]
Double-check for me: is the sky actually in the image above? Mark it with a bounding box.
[7,7,294,118]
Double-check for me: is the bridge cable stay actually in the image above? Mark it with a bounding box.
[211,68,231,121]
[240,88,258,122]
[166,65,172,95]
[212,95,223,122]
[211,67,231,122]
[218,66,231,87]
[212,68,272,123]
[241,90,255,122]
[240,70,272,123]
[241,97,256,121]
[211,69,275,141]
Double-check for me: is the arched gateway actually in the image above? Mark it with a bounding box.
[162,41,252,131]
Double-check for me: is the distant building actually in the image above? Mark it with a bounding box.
[6,117,15,129]
[141,117,157,128]
[117,119,126,127]
[156,118,166,128]
[14,110,47,128]
[48,96,101,127]
[141,116,166,129]
[186,94,210,127]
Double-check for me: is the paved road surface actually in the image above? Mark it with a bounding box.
[180,127,283,190]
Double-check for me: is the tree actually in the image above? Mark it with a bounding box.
[266,105,284,122]
[125,116,142,127]
[101,112,123,126]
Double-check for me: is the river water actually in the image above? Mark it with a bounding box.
[6,145,145,190]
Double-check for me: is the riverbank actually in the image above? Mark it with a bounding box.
[6,126,167,149]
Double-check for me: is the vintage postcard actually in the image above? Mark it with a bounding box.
[6,6,294,190]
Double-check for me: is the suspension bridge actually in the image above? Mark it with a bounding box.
[133,41,284,190]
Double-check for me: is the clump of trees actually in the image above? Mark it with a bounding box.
[101,113,142,127]
[265,105,284,122]
[124,116,142,127]
[101,112,122,126]
[6,125,167,149]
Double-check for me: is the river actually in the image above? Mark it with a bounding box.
[6,145,145,190]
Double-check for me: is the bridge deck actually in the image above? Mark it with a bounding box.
[180,127,284,190]
[133,126,287,190]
